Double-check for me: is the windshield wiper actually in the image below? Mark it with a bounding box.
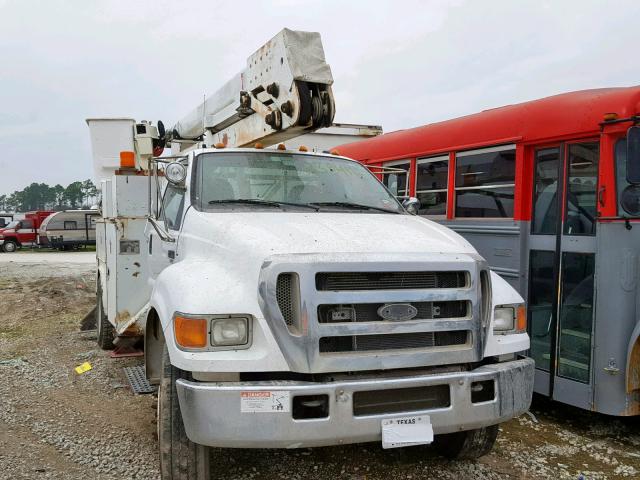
[309,201,401,214]
[208,199,320,211]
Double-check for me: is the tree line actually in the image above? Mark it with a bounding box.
[0,180,99,213]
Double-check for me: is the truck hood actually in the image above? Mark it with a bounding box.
[182,211,477,262]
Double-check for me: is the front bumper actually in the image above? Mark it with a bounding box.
[176,357,534,448]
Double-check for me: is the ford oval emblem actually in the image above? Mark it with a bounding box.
[377,303,418,322]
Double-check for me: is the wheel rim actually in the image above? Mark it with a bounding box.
[4,242,16,252]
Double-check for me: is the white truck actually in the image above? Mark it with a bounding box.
[87,29,534,480]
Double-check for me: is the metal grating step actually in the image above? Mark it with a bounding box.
[123,364,157,394]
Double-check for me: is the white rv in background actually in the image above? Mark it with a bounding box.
[38,210,99,250]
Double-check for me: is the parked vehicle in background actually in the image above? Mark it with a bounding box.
[0,210,54,252]
[0,214,13,228]
[338,86,640,417]
[38,210,99,250]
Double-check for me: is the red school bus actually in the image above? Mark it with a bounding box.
[338,87,640,416]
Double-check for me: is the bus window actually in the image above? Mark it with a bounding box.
[416,155,448,215]
[454,145,516,218]
[532,148,561,235]
[557,252,595,383]
[528,250,556,372]
[382,161,410,196]
[564,143,599,235]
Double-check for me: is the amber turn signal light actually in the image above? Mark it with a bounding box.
[516,305,527,333]
[174,316,208,348]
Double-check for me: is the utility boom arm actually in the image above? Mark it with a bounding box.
[170,28,335,151]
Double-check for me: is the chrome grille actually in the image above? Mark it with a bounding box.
[316,271,467,291]
[318,301,469,323]
[319,331,469,353]
[276,273,295,326]
[259,253,484,374]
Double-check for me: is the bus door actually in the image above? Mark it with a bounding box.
[528,140,600,409]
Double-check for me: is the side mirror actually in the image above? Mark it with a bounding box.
[627,126,640,184]
[402,197,420,215]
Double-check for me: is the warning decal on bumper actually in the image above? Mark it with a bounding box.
[240,391,290,413]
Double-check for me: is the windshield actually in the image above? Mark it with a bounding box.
[2,221,18,229]
[194,152,403,214]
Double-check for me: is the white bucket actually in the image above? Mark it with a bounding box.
[86,118,135,185]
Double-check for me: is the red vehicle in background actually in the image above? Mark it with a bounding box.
[0,210,54,252]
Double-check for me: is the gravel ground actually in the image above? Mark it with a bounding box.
[0,258,639,479]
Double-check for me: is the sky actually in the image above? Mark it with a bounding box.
[0,0,638,195]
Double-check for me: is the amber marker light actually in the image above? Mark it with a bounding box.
[215,142,226,149]
[254,142,264,149]
[120,151,135,168]
[174,316,208,349]
[298,145,308,152]
[516,305,527,333]
[277,143,287,150]
[330,149,340,156]
[603,112,619,121]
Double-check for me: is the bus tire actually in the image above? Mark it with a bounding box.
[434,424,499,460]
[2,240,18,253]
[96,284,115,350]
[158,345,211,480]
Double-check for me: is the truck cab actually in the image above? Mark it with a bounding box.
[0,210,53,252]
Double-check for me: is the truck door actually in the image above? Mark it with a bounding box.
[147,184,186,280]
[17,219,36,246]
[528,140,599,410]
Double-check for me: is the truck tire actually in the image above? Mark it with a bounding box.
[158,345,211,480]
[96,284,115,350]
[434,424,499,460]
[2,240,18,253]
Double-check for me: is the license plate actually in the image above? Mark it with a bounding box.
[381,415,433,449]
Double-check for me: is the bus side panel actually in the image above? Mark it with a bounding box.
[593,222,640,416]
[440,219,527,295]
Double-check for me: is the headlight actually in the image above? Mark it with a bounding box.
[493,305,526,333]
[174,314,252,350]
[212,317,249,346]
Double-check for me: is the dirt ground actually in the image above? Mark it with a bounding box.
[1,259,639,480]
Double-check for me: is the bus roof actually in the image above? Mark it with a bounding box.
[338,86,640,163]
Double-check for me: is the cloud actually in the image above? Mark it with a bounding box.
[1,0,638,194]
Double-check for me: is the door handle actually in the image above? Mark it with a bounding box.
[168,250,175,260]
